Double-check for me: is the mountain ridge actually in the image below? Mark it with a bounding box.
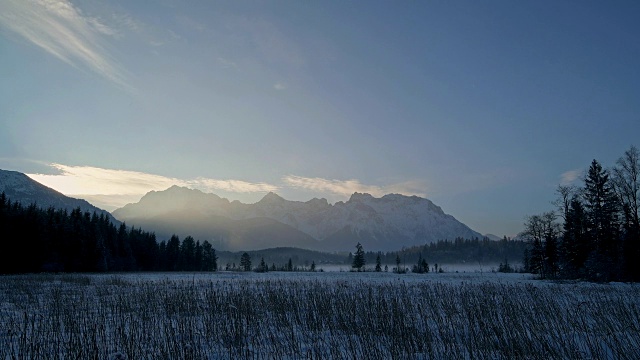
[113,186,482,251]
[0,169,118,223]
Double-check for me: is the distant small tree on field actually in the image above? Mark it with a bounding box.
[255,257,268,272]
[352,242,366,271]
[395,254,406,273]
[240,252,252,271]
[498,258,514,273]
[310,261,316,272]
[412,253,429,274]
[375,253,382,272]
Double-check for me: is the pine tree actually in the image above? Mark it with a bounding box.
[352,242,366,271]
[583,159,620,280]
[257,257,267,272]
[395,254,402,273]
[201,240,217,271]
[166,235,181,271]
[240,252,252,271]
[375,253,382,272]
[561,197,588,277]
[195,240,203,270]
[179,236,196,271]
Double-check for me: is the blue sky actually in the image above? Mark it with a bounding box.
[1,0,639,237]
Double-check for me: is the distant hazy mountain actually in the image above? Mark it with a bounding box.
[113,186,482,252]
[0,169,117,223]
[484,233,503,241]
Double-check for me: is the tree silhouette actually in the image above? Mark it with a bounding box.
[352,242,366,271]
[240,252,252,271]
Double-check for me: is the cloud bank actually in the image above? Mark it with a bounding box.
[0,0,130,89]
[27,163,279,210]
[282,175,426,198]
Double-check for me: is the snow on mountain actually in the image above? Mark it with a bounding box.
[113,186,482,252]
[0,169,117,222]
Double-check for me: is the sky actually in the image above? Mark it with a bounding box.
[1,0,639,238]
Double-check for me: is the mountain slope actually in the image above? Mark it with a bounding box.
[121,206,320,251]
[113,186,482,251]
[0,169,117,223]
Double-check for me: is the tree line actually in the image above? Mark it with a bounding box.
[522,146,640,282]
[356,236,527,267]
[0,193,217,274]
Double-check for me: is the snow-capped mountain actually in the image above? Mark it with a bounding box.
[113,186,482,252]
[0,169,117,222]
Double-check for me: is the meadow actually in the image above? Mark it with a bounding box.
[1,271,639,359]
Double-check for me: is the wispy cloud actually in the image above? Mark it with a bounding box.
[282,175,426,198]
[27,164,279,209]
[217,57,238,69]
[192,178,278,193]
[0,0,131,89]
[560,169,582,185]
[273,82,287,90]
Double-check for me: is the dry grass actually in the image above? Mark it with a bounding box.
[1,273,639,359]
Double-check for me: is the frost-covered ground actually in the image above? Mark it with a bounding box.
[1,271,639,359]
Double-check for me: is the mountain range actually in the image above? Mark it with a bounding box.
[113,185,482,252]
[0,169,117,223]
[1,168,485,252]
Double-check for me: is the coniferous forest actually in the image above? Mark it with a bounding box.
[0,193,217,274]
[522,145,640,282]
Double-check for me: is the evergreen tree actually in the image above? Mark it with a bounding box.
[412,253,429,273]
[352,242,366,271]
[195,240,203,271]
[201,240,217,271]
[375,253,382,272]
[166,235,181,271]
[240,252,252,271]
[561,197,588,277]
[583,159,620,280]
[179,236,196,271]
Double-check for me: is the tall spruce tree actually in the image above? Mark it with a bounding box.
[583,159,620,280]
[352,242,366,271]
[201,240,217,271]
[240,252,252,271]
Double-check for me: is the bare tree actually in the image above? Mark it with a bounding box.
[613,145,639,231]
[612,145,640,280]
[523,212,560,278]
[553,184,577,221]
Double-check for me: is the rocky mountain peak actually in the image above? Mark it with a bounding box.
[258,191,285,203]
[348,192,374,203]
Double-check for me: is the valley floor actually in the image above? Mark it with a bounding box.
[1,271,638,359]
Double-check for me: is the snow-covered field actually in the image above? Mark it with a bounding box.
[1,271,639,359]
